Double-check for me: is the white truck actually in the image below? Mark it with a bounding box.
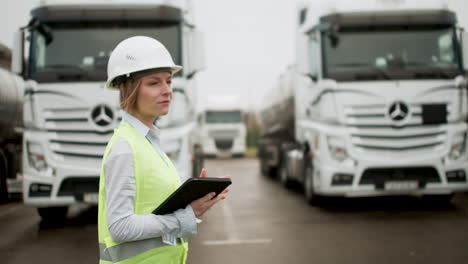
[259,0,468,204]
[12,0,205,221]
[197,96,246,158]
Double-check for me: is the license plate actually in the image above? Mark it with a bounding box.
[384,181,418,190]
[83,193,99,203]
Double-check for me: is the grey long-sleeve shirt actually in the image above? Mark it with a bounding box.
[104,111,197,245]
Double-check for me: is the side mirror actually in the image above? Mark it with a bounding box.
[298,53,315,81]
[187,30,205,79]
[297,30,320,83]
[297,33,315,81]
[12,30,24,75]
[463,31,468,72]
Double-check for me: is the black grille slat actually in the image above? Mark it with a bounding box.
[354,141,443,151]
[58,177,100,196]
[215,140,233,150]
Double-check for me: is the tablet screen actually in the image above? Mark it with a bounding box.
[153,177,232,215]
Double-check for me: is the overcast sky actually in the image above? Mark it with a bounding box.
[1,0,467,111]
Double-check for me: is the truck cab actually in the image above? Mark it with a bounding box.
[294,1,468,202]
[13,0,204,220]
[197,97,246,158]
[259,0,468,204]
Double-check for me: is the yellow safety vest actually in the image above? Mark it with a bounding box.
[98,122,188,264]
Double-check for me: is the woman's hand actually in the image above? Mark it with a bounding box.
[190,168,230,218]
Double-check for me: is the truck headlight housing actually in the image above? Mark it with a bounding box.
[327,136,349,162]
[27,142,54,176]
[448,132,467,161]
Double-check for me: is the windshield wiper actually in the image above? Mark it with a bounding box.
[371,67,391,80]
[412,69,451,79]
[332,63,394,80]
[333,63,373,68]
[41,64,87,81]
[405,63,457,79]
[44,64,85,72]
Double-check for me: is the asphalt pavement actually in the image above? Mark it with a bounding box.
[1,158,467,264]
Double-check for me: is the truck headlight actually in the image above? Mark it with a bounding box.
[327,136,349,162]
[27,142,54,176]
[448,132,467,161]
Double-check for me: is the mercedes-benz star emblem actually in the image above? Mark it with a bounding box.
[91,105,114,127]
[388,101,409,122]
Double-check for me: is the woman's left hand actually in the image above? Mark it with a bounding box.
[199,167,230,197]
[190,168,230,217]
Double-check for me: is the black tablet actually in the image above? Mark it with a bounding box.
[152,177,232,215]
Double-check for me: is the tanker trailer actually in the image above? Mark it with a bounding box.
[0,66,24,201]
[258,65,298,186]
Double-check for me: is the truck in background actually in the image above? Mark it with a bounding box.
[197,95,246,158]
[12,0,205,221]
[259,0,468,204]
[0,44,24,202]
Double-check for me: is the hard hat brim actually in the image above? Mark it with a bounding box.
[106,65,182,90]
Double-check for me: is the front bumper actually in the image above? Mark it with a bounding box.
[23,172,100,207]
[313,157,468,197]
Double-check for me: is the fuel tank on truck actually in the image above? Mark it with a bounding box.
[0,67,24,140]
[259,65,295,140]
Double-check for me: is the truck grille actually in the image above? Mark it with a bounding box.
[215,139,233,150]
[44,107,120,167]
[344,104,448,153]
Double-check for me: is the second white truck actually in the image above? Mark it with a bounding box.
[259,0,468,204]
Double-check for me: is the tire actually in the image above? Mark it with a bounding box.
[0,150,9,203]
[260,159,277,178]
[267,166,278,178]
[260,161,268,176]
[233,153,245,158]
[423,194,454,205]
[279,158,292,188]
[192,145,204,178]
[304,160,320,205]
[37,207,68,223]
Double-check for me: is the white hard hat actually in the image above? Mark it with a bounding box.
[106,36,182,90]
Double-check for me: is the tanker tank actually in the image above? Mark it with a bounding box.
[0,44,24,201]
[0,67,24,140]
[259,65,295,141]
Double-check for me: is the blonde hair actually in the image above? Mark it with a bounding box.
[119,78,142,114]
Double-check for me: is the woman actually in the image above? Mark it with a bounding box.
[98,36,228,264]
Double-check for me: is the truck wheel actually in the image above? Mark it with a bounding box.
[279,159,292,188]
[260,161,276,178]
[37,207,68,223]
[423,194,454,205]
[304,161,320,205]
[0,150,9,203]
[267,167,278,178]
[192,145,204,178]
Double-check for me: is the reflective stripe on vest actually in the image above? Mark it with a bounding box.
[98,122,187,264]
[99,237,167,262]
[99,243,112,262]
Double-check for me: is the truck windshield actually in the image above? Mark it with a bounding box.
[322,26,463,81]
[206,111,242,124]
[28,22,181,83]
